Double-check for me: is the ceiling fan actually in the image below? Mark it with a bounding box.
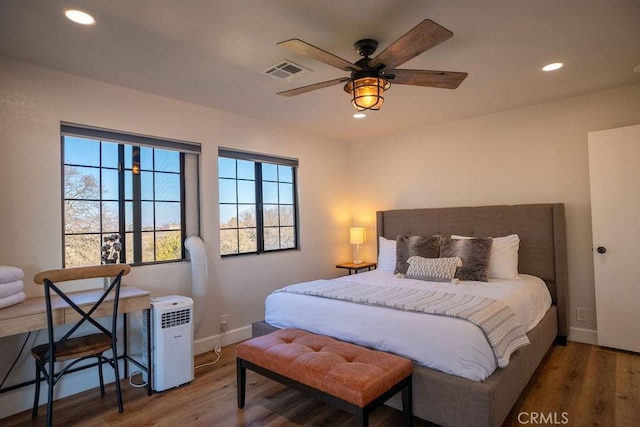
[276,19,468,112]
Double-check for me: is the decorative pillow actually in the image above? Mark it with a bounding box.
[395,234,442,274]
[377,236,396,272]
[439,237,493,282]
[452,234,519,279]
[405,256,462,283]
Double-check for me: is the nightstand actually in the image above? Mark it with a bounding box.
[336,261,377,275]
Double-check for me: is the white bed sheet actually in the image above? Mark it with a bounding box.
[264,270,551,382]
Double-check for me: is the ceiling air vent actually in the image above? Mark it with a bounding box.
[263,60,311,82]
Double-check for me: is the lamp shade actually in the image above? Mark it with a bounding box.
[349,227,366,245]
[344,75,391,112]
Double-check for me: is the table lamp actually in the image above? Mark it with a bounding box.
[349,227,366,264]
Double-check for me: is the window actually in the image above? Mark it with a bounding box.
[62,124,201,267]
[218,148,299,256]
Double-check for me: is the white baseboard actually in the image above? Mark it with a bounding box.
[568,326,598,345]
[194,325,252,356]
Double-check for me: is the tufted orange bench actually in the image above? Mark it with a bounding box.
[236,328,413,427]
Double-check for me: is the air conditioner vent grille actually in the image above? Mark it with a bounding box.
[161,309,191,329]
[263,59,311,82]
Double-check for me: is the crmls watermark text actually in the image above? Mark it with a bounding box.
[517,412,569,425]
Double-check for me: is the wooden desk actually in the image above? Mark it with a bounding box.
[0,286,150,338]
[0,286,151,394]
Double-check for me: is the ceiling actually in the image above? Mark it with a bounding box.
[1,0,639,142]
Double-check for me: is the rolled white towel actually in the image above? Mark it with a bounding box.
[0,266,24,284]
[0,280,24,298]
[0,291,26,310]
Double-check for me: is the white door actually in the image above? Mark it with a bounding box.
[588,124,640,353]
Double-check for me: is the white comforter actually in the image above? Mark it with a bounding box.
[265,270,551,381]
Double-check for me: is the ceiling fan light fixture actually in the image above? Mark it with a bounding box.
[344,75,391,112]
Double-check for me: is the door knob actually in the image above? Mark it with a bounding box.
[596,246,606,254]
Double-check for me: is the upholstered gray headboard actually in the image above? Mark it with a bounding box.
[376,203,569,339]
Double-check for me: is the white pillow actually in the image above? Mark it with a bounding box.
[451,234,520,280]
[377,236,396,271]
[405,256,462,283]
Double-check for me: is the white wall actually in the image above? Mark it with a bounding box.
[348,83,640,345]
[0,57,352,418]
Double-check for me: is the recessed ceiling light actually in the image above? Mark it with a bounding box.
[542,62,563,72]
[353,113,366,119]
[65,9,95,25]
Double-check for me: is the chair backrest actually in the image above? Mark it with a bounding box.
[33,264,131,362]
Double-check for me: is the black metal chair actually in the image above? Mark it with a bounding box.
[31,264,131,427]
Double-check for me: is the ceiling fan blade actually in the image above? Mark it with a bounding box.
[370,19,453,71]
[277,77,349,97]
[389,69,468,89]
[278,39,361,72]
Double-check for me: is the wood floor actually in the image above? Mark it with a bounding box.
[2,340,638,426]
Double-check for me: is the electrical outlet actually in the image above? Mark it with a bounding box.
[219,314,228,331]
[576,307,587,322]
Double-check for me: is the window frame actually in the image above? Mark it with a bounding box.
[218,147,300,257]
[61,123,201,267]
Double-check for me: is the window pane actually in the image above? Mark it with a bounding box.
[263,205,279,227]
[155,201,181,230]
[141,231,155,262]
[142,201,154,229]
[124,145,133,169]
[219,204,238,228]
[264,227,279,250]
[155,172,180,201]
[278,165,293,183]
[65,234,101,267]
[141,171,153,200]
[124,170,133,200]
[238,205,256,227]
[140,147,153,171]
[262,163,278,181]
[101,168,119,200]
[237,160,254,180]
[279,205,294,226]
[102,142,119,169]
[279,183,293,204]
[102,201,119,232]
[65,137,99,166]
[219,179,237,204]
[125,201,134,231]
[65,166,100,199]
[237,180,255,203]
[156,230,181,260]
[218,157,236,179]
[65,200,100,233]
[220,229,238,255]
[280,227,295,249]
[262,182,278,204]
[125,232,134,262]
[154,149,180,173]
[238,228,257,253]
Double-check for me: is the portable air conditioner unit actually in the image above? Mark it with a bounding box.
[143,295,194,391]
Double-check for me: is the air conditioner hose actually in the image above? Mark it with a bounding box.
[185,235,208,335]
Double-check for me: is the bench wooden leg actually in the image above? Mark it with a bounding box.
[356,408,368,427]
[402,375,413,427]
[236,358,246,408]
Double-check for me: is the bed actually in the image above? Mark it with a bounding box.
[252,203,568,427]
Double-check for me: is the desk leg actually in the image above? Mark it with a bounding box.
[145,308,152,396]
[123,312,129,379]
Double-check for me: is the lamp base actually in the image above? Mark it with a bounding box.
[352,260,364,264]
